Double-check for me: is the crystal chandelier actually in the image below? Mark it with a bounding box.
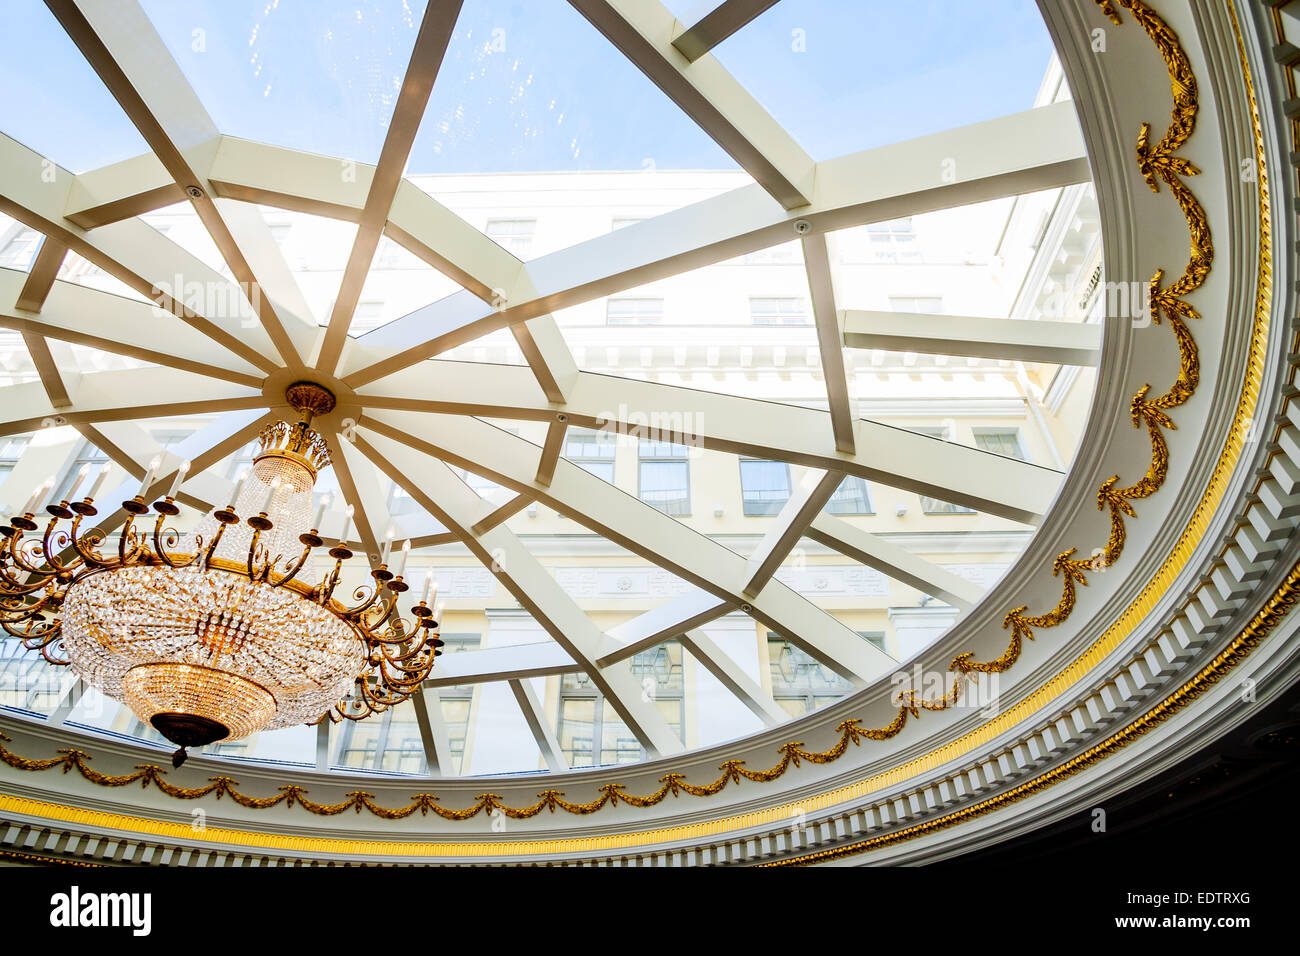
[0,383,443,766]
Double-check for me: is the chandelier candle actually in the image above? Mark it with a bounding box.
[0,383,443,767]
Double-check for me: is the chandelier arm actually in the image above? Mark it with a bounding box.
[117,511,148,566]
[0,594,59,624]
[7,528,55,577]
[267,542,313,590]
[40,518,84,576]
[201,520,231,571]
[69,524,113,570]
[151,512,200,570]
[37,638,69,666]
[336,578,387,619]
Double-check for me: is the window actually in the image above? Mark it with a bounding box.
[0,229,41,269]
[0,645,64,715]
[485,218,535,257]
[888,295,944,313]
[740,458,791,515]
[225,439,260,481]
[268,223,292,245]
[558,641,683,767]
[334,705,426,774]
[352,300,385,335]
[868,218,921,262]
[563,428,617,482]
[606,297,664,326]
[56,441,110,501]
[824,476,873,515]
[437,634,481,775]
[916,428,974,514]
[766,634,854,718]
[750,296,810,326]
[974,429,1029,461]
[0,436,29,486]
[638,440,690,516]
[858,630,888,653]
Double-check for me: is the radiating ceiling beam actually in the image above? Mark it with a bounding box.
[348,102,1089,385]
[0,368,264,438]
[356,366,1062,522]
[0,134,282,374]
[49,0,313,367]
[0,274,265,388]
[535,420,568,487]
[62,150,184,229]
[671,0,781,62]
[207,137,580,402]
[315,1,463,375]
[803,233,855,453]
[412,687,456,777]
[469,494,533,536]
[841,309,1104,366]
[678,628,788,727]
[510,679,570,773]
[425,641,580,687]
[743,469,843,598]
[14,236,67,312]
[568,0,814,209]
[353,429,684,756]
[20,332,71,411]
[806,514,984,612]
[65,183,185,229]
[595,588,735,665]
[362,411,893,684]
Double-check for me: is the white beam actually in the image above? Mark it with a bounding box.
[806,514,984,612]
[568,0,814,209]
[671,0,781,62]
[361,411,894,684]
[412,687,456,777]
[803,233,855,452]
[596,588,735,665]
[841,310,1103,366]
[678,628,787,727]
[743,469,843,598]
[0,133,282,374]
[353,428,685,756]
[0,274,265,387]
[348,102,1089,384]
[54,0,315,367]
[315,0,463,374]
[510,678,570,773]
[356,366,1062,522]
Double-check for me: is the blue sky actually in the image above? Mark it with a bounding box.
[1,0,1054,175]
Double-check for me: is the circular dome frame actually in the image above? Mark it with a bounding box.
[0,0,1296,866]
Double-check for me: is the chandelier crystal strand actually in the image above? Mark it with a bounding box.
[0,383,444,767]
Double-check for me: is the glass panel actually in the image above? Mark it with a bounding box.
[140,0,431,165]
[0,2,151,173]
[559,697,596,768]
[750,296,810,326]
[824,476,873,515]
[408,0,737,175]
[740,459,790,516]
[639,455,690,517]
[975,430,1028,460]
[607,297,664,326]
[709,0,1057,160]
